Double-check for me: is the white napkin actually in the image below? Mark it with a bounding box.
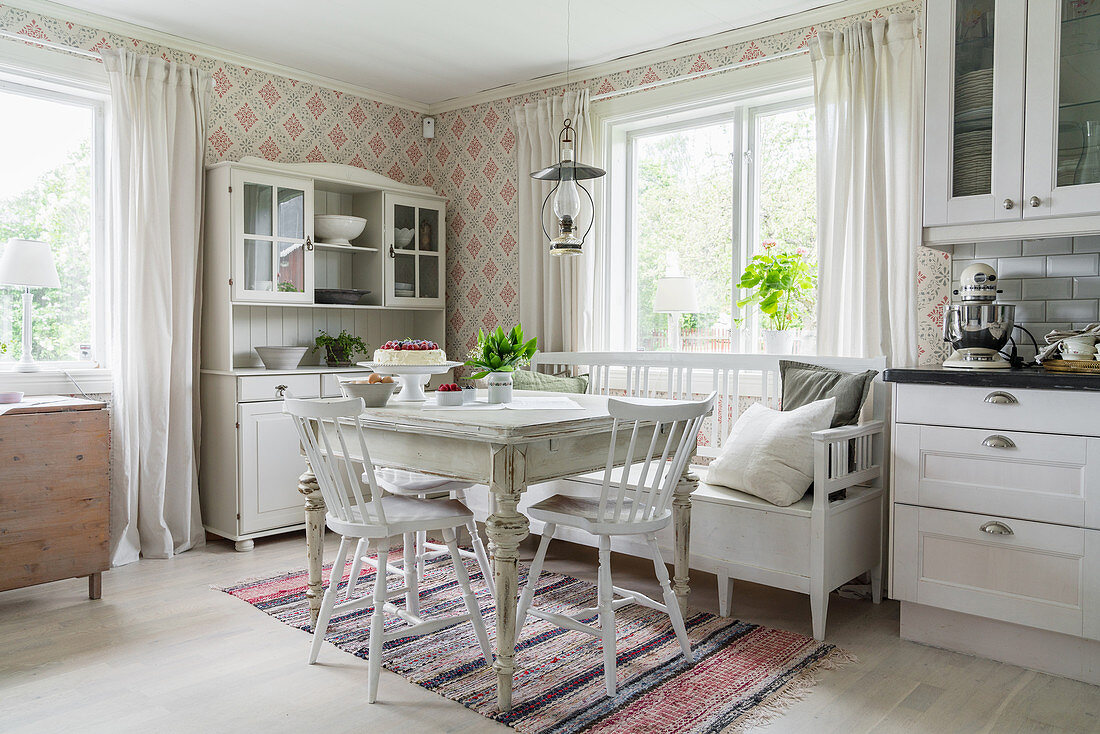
[421,398,505,411]
[503,396,582,410]
[0,396,68,417]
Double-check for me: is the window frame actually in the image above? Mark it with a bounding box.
[0,61,110,388]
[592,56,813,353]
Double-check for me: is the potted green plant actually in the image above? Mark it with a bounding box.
[736,240,815,353]
[464,325,537,404]
[313,329,369,367]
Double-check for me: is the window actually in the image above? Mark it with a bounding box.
[0,78,105,367]
[605,89,817,353]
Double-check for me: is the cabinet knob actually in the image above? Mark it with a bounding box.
[983,391,1018,405]
[981,435,1016,449]
[305,236,314,251]
[1002,198,1014,210]
[979,520,1014,536]
[1029,196,1041,208]
[389,245,395,259]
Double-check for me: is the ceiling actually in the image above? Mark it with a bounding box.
[56,0,844,105]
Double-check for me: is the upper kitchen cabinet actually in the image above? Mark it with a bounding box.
[231,169,315,303]
[924,0,1100,244]
[384,192,446,309]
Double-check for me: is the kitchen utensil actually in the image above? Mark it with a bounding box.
[338,378,397,407]
[255,346,309,370]
[943,262,1015,370]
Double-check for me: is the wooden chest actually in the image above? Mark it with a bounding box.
[0,399,110,598]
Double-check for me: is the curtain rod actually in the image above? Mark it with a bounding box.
[590,46,810,102]
[0,29,101,60]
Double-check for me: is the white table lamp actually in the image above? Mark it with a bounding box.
[654,276,699,351]
[0,238,61,372]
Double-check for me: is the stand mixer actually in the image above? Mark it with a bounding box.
[942,262,1016,370]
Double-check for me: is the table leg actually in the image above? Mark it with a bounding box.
[486,446,529,712]
[298,464,326,628]
[672,464,699,617]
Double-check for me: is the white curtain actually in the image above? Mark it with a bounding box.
[812,15,922,365]
[103,49,211,564]
[513,89,595,353]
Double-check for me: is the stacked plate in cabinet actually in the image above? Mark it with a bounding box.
[953,68,993,197]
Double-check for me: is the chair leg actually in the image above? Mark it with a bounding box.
[810,579,829,641]
[367,538,389,704]
[443,526,494,663]
[598,535,617,697]
[403,532,420,617]
[466,519,495,601]
[646,534,693,663]
[515,523,556,642]
[870,562,883,604]
[309,535,351,665]
[344,538,367,601]
[717,569,735,618]
[416,529,427,582]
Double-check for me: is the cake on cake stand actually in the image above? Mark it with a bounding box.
[357,361,463,402]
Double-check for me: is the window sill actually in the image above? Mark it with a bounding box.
[0,368,113,396]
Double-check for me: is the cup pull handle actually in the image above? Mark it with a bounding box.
[979,521,1014,536]
[984,391,1018,405]
[275,384,288,398]
[982,435,1016,449]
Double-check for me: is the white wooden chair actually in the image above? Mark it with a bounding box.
[284,397,493,703]
[515,393,715,697]
[343,470,495,606]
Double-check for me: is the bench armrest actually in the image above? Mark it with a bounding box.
[811,419,885,442]
[811,420,885,499]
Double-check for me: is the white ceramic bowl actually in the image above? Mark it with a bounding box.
[0,390,24,404]
[255,346,309,370]
[436,390,463,406]
[339,380,396,407]
[314,215,367,246]
[394,228,415,248]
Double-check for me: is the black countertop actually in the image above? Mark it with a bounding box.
[883,365,1100,392]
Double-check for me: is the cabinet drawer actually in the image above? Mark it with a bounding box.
[894,423,1099,527]
[238,374,319,402]
[321,371,371,398]
[895,383,1100,436]
[894,505,1091,638]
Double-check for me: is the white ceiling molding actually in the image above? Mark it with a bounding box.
[425,0,894,115]
[6,0,430,113]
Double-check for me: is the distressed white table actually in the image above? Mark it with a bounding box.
[296,391,698,711]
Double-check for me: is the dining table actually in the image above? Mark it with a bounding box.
[294,390,700,711]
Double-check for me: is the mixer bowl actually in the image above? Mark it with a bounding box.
[943,304,1015,352]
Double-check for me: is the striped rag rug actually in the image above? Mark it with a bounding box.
[220,548,853,733]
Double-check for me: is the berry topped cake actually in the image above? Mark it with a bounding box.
[372,339,447,366]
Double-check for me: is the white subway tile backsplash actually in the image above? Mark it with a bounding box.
[997,256,1046,278]
[975,240,1022,258]
[1021,277,1073,300]
[1010,301,1046,323]
[1022,237,1073,255]
[1073,235,1100,253]
[1075,277,1100,298]
[951,243,975,259]
[1047,254,1099,277]
[995,278,1022,300]
[1046,299,1099,323]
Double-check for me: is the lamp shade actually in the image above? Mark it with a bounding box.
[653,276,699,313]
[0,239,61,288]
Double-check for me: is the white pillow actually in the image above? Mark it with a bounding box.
[706,397,836,507]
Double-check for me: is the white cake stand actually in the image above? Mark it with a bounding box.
[356,361,462,402]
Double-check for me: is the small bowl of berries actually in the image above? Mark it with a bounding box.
[435,383,464,406]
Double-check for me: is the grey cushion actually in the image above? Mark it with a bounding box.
[779,360,877,427]
[511,369,589,394]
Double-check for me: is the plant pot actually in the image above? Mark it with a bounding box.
[487,371,513,404]
[325,347,352,368]
[763,329,794,354]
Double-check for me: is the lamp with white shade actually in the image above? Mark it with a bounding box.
[0,238,61,372]
[653,275,699,351]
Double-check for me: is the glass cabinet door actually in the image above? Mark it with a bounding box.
[232,170,313,303]
[385,194,445,308]
[923,0,1027,226]
[1023,0,1100,217]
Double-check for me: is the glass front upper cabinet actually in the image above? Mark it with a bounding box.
[231,170,314,303]
[385,193,445,308]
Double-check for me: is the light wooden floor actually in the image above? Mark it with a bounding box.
[2,531,1098,734]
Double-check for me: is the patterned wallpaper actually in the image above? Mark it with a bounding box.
[430,0,951,365]
[2,1,949,365]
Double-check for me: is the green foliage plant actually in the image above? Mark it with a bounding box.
[464,325,537,379]
[313,329,369,366]
[736,239,816,331]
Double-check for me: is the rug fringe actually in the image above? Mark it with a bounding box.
[722,646,858,733]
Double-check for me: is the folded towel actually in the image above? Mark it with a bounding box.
[1037,322,1100,363]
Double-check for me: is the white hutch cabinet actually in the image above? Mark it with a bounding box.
[199,158,449,550]
[923,0,1100,244]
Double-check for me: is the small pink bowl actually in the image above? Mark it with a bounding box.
[0,391,24,404]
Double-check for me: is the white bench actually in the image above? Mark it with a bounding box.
[512,351,889,640]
